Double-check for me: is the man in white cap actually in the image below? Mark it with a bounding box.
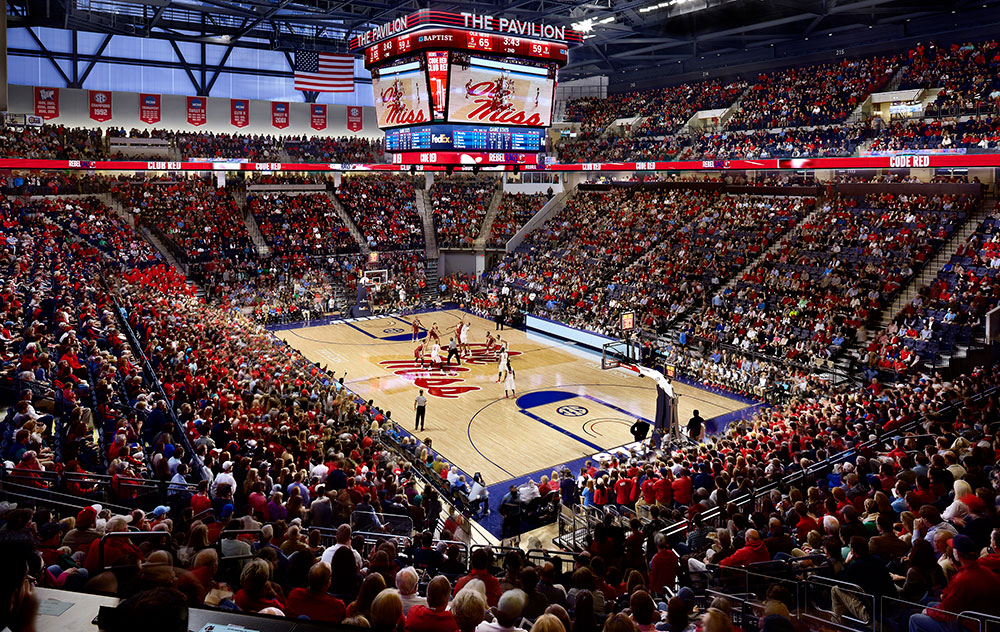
[213,460,236,495]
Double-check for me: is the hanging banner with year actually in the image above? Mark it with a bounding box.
[347,106,363,132]
[34,87,59,120]
[88,90,113,122]
[186,96,206,126]
[231,99,249,128]
[310,104,327,131]
[271,102,289,129]
[139,94,161,124]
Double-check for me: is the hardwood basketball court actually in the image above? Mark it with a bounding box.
[275,309,750,485]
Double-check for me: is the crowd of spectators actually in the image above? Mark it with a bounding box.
[111,176,255,263]
[5,164,1000,632]
[865,117,1000,154]
[870,201,1000,372]
[691,192,975,374]
[488,193,549,248]
[249,192,359,257]
[430,175,500,248]
[899,40,1000,117]
[172,133,282,161]
[0,125,108,159]
[0,173,110,196]
[284,136,384,163]
[337,175,423,251]
[728,56,900,130]
[485,189,811,337]
[557,137,684,164]
[684,125,869,160]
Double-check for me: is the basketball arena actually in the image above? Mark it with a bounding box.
[1,3,1000,632]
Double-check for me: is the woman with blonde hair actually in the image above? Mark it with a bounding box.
[700,607,734,632]
[369,588,403,632]
[530,613,566,632]
[942,479,979,524]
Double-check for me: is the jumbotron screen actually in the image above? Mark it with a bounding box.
[374,50,556,151]
[372,56,432,128]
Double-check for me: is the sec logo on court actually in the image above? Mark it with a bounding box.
[557,405,589,417]
[382,328,405,334]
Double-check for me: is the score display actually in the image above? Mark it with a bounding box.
[363,27,569,68]
[384,124,545,152]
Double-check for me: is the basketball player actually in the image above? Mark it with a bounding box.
[503,361,516,398]
[496,342,509,383]
[411,316,422,342]
[485,330,496,354]
[429,322,441,344]
[430,341,442,369]
[414,340,426,368]
[458,316,470,356]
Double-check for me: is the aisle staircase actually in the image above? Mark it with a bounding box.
[660,195,829,348]
[474,187,505,250]
[415,188,440,299]
[325,191,371,255]
[102,193,205,298]
[879,195,995,329]
[242,211,272,258]
[506,188,574,251]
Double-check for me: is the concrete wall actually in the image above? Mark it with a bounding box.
[8,84,380,138]
[440,252,478,277]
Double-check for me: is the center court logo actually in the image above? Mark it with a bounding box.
[378,343,522,399]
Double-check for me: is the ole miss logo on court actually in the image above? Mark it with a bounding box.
[378,343,521,399]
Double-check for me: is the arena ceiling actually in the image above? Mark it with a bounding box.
[8,0,1000,83]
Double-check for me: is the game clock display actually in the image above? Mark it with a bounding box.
[362,28,569,67]
[384,124,545,152]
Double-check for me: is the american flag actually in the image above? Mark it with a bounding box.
[294,51,355,92]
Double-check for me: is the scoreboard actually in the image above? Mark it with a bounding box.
[363,28,568,68]
[384,125,546,152]
[354,10,582,162]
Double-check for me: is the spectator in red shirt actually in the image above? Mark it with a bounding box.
[909,534,1000,632]
[84,515,145,574]
[671,469,693,506]
[719,529,771,568]
[648,533,678,595]
[286,561,346,623]
[654,472,673,508]
[452,548,502,607]
[405,576,458,632]
[234,558,286,613]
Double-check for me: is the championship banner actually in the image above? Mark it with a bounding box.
[271,102,289,129]
[88,90,113,122]
[347,106,363,132]
[231,99,249,128]
[186,96,206,126]
[372,59,430,127]
[310,104,327,131]
[34,87,59,120]
[139,94,161,124]
[448,56,554,127]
